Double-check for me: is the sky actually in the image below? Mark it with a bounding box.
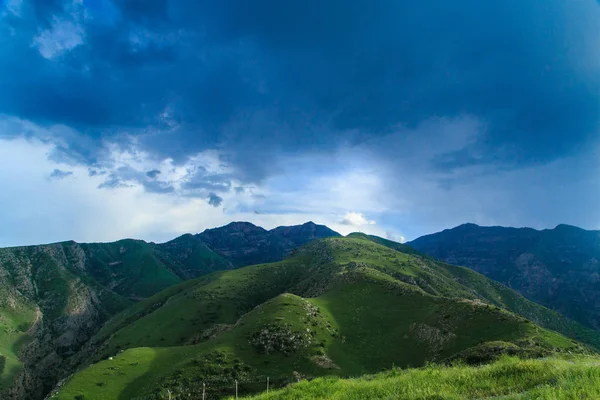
[0,0,599,247]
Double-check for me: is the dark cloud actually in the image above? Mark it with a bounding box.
[97,173,132,189]
[146,169,161,178]
[97,166,174,193]
[1,0,599,184]
[88,168,107,177]
[143,179,175,194]
[48,169,73,180]
[207,192,223,207]
[182,172,232,192]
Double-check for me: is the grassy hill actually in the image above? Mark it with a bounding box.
[347,234,600,350]
[0,222,338,399]
[346,232,428,257]
[408,223,600,331]
[52,237,595,400]
[237,355,600,400]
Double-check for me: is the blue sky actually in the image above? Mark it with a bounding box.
[0,0,599,246]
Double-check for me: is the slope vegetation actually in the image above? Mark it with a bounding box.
[238,355,600,400]
[0,222,339,399]
[53,237,593,400]
[408,223,600,330]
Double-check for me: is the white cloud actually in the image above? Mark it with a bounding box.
[386,231,406,244]
[0,136,225,245]
[0,134,389,246]
[32,15,85,59]
[339,212,376,227]
[1,115,596,248]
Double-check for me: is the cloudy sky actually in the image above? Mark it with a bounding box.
[0,0,599,246]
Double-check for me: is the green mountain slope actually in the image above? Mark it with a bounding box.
[0,284,36,392]
[0,222,339,399]
[347,233,600,349]
[238,355,600,400]
[0,238,226,399]
[0,243,134,399]
[346,232,428,257]
[53,237,593,400]
[408,223,600,331]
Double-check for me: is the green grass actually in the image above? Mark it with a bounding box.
[349,234,600,351]
[54,238,594,400]
[79,240,183,299]
[237,355,600,400]
[0,292,36,390]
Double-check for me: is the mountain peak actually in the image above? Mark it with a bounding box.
[553,223,583,231]
[198,221,340,267]
[213,221,266,233]
[456,223,481,229]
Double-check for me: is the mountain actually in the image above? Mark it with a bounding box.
[270,221,341,247]
[408,223,600,331]
[346,232,428,257]
[0,222,340,400]
[52,236,595,400]
[198,221,341,267]
[0,242,133,399]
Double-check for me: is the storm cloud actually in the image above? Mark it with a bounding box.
[0,0,599,245]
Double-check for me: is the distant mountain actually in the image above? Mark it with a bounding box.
[198,221,341,267]
[270,221,341,247]
[0,222,340,399]
[53,236,595,400]
[408,223,600,331]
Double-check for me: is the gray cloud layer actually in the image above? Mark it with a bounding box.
[0,0,599,236]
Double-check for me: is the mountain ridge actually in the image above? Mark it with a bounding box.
[0,222,341,400]
[4,220,600,399]
[52,235,595,399]
[408,223,600,331]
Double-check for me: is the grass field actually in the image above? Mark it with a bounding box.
[237,355,600,400]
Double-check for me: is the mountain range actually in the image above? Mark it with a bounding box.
[0,222,338,399]
[52,234,595,399]
[408,223,600,331]
[1,221,600,399]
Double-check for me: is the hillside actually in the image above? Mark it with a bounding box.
[346,232,429,257]
[237,355,600,400]
[0,222,339,400]
[0,243,133,399]
[53,237,595,400]
[408,223,600,331]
